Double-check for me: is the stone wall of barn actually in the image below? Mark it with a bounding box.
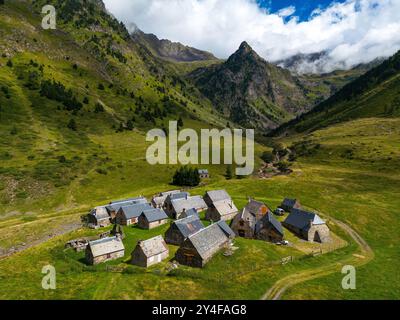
[231,219,254,239]
[307,224,330,243]
[86,249,125,265]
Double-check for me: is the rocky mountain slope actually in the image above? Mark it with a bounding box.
[131,29,218,63]
[188,41,313,129]
[270,50,400,135]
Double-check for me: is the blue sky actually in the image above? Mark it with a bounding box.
[258,0,348,21]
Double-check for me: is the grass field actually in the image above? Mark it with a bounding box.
[1,118,399,300]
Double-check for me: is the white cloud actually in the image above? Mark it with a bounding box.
[277,5,296,18]
[103,0,400,73]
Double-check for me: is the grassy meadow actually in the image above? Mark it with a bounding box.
[1,117,399,299]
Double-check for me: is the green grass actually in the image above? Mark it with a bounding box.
[1,118,399,299]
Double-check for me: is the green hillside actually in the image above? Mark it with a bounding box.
[0,0,237,217]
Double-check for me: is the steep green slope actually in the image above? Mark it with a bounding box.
[0,0,231,216]
[271,50,400,135]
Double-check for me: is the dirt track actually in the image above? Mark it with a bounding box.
[261,215,374,300]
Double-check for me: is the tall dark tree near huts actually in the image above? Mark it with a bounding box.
[172,166,200,187]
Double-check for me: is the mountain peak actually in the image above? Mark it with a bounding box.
[238,41,253,53]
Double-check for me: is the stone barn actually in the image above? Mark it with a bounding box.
[151,190,181,208]
[204,190,238,222]
[170,196,208,220]
[164,192,190,216]
[106,196,148,219]
[165,215,205,246]
[131,235,169,268]
[255,213,284,243]
[87,206,111,227]
[115,203,153,226]
[280,198,301,212]
[85,236,125,265]
[206,200,238,222]
[203,190,231,207]
[283,208,330,243]
[175,223,229,268]
[180,208,199,219]
[231,199,271,238]
[137,208,169,230]
[198,169,209,179]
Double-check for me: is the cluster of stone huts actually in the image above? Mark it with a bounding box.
[84,192,330,268]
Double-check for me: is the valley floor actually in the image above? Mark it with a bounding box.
[0,118,399,300]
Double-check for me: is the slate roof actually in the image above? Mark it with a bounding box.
[136,235,168,258]
[213,200,238,217]
[206,190,231,203]
[171,196,207,213]
[88,236,125,258]
[168,192,190,201]
[246,199,269,215]
[216,220,236,238]
[89,206,109,220]
[160,190,181,197]
[282,198,298,208]
[174,215,205,238]
[140,208,169,222]
[182,208,199,218]
[284,208,325,231]
[106,198,148,213]
[256,213,284,236]
[152,191,181,206]
[186,223,228,260]
[119,203,153,219]
[110,196,147,205]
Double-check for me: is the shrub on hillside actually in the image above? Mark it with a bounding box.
[261,151,274,163]
[40,80,82,112]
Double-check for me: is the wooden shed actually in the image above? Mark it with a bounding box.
[115,203,153,226]
[175,223,229,268]
[131,235,169,268]
[165,215,205,246]
[137,208,169,230]
[85,236,125,265]
[283,208,330,243]
[280,198,301,212]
